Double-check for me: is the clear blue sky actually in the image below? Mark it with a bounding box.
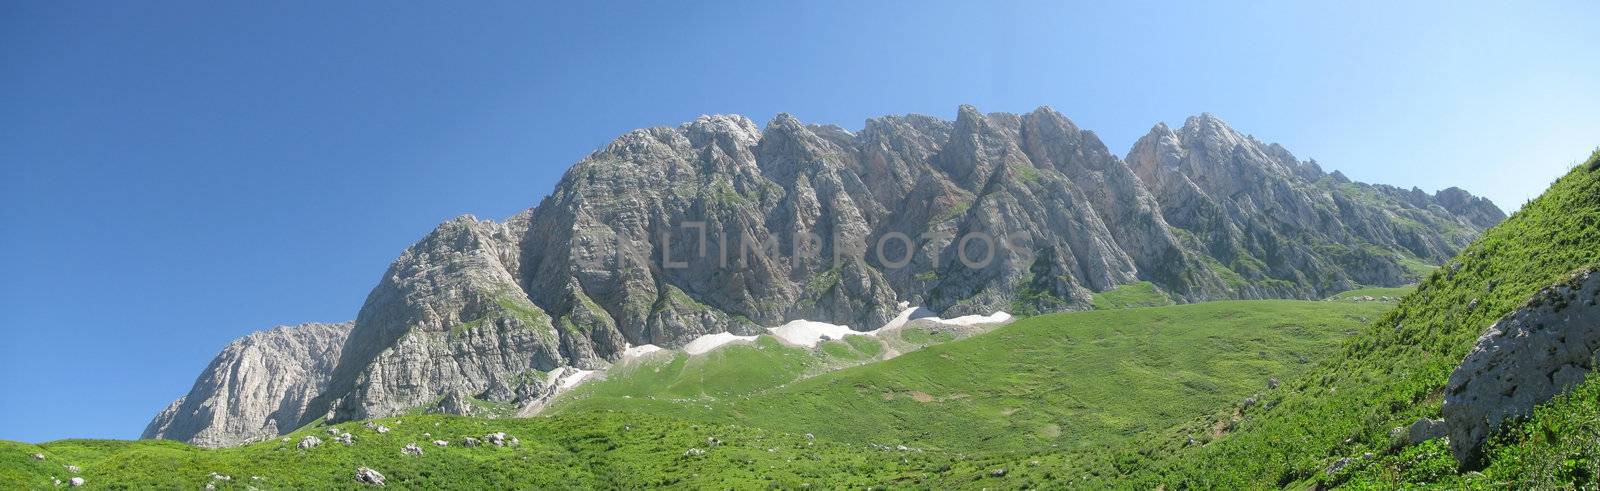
[2,1,1596,442]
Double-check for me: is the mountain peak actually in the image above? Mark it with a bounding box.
[954,104,986,129]
[1025,105,1062,120]
[685,114,761,148]
[1177,112,1243,143]
[767,112,804,129]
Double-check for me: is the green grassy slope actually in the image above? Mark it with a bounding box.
[546,335,848,416]
[2,299,1388,490]
[555,300,1392,455]
[1090,281,1177,310]
[1077,151,1600,488]
[1328,285,1417,300]
[0,412,987,489]
[548,324,992,417]
[591,336,821,401]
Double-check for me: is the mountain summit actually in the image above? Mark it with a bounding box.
[147,107,1503,447]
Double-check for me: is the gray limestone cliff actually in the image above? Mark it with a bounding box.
[142,322,352,448]
[1126,114,1492,298]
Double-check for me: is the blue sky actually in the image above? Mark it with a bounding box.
[2,1,1596,442]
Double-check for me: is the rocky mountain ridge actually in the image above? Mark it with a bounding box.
[148,106,1505,447]
[142,322,352,447]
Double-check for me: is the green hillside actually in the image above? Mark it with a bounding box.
[2,298,1390,489]
[1090,281,1177,309]
[546,317,1003,415]
[548,334,863,411]
[554,300,1391,454]
[1,411,978,489]
[1328,285,1416,300]
[1065,150,1600,488]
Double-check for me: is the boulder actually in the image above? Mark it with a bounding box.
[484,432,508,446]
[355,467,385,486]
[298,435,322,450]
[1443,269,1600,463]
[402,443,424,456]
[1407,418,1446,445]
[69,477,85,487]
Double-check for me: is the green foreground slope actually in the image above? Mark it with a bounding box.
[1,299,1389,489]
[1081,150,1600,488]
[0,412,977,489]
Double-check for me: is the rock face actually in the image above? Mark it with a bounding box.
[1443,268,1600,463]
[1433,187,1508,230]
[432,389,474,416]
[308,216,565,423]
[142,322,352,448]
[1126,114,1489,298]
[152,106,1503,446]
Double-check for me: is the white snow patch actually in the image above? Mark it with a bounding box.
[621,344,663,358]
[683,332,757,355]
[767,319,872,348]
[672,309,1013,356]
[934,311,1013,326]
[879,305,940,331]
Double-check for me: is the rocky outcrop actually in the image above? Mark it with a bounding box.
[142,322,351,448]
[1443,268,1600,463]
[432,389,474,416]
[152,106,1504,445]
[1434,187,1508,230]
[1127,114,1487,298]
[309,216,565,423]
